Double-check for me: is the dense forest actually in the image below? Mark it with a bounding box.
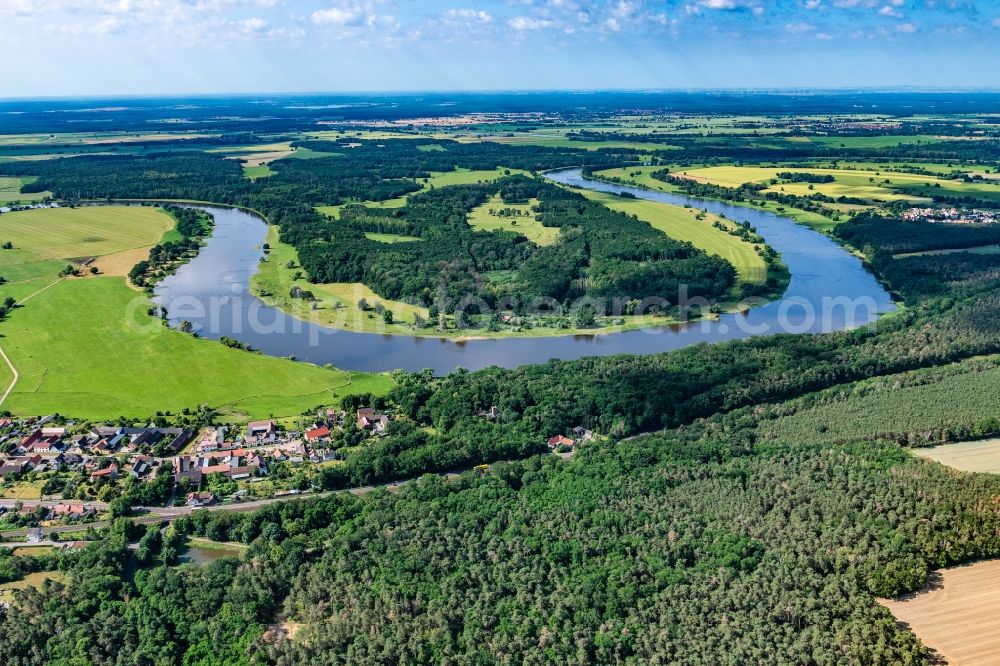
[291,175,735,311]
[6,411,1000,663]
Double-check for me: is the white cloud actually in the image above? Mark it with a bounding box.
[896,21,917,32]
[785,21,814,32]
[312,5,366,27]
[507,16,553,30]
[445,8,492,24]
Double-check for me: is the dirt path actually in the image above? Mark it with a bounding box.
[0,276,66,409]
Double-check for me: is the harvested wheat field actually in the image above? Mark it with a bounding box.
[880,559,1000,665]
[914,438,1000,474]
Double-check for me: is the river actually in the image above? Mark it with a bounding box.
[152,169,895,373]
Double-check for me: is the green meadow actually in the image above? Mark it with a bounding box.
[0,206,391,420]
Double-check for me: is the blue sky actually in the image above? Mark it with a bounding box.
[2,0,1000,97]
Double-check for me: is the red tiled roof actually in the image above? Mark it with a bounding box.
[305,426,330,440]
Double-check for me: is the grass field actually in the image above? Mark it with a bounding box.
[467,195,560,246]
[0,176,50,205]
[11,546,57,557]
[0,205,175,304]
[913,438,1000,474]
[0,207,392,420]
[880,559,1000,665]
[1,480,44,500]
[0,205,173,267]
[580,191,770,285]
[243,164,275,180]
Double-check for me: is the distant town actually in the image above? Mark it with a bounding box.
[902,206,999,225]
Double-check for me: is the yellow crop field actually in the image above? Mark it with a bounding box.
[880,559,1000,665]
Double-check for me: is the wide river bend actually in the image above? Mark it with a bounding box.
[153,169,895,373]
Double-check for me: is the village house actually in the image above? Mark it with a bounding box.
[122,427,195,453]
[305,425,330,443]
[0,455,42,476]
[178,449,264,482]
[185,491,217,507]
[33,452,64,472]
[546,435,575,449]
[247,420,276,439]
[129,455,158,478]
[477,406,500,420]
[173,456,203,484]
[357,408,389,434]
[26,528,45,544]
[90,462,119,482]
[273,441,308,463]
[51,503,94,520]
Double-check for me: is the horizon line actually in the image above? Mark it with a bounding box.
[4,86,1000,103]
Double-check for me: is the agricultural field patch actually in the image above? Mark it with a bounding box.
[913,438,1000,474]
[363,232,421,243]
[674,164,1000,207]
[0,206,173,265]
[880,559,1000,666]
[0,571,71,602]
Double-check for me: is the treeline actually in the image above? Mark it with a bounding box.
[775,171,835,183]
[128,205,213,288]
[836,212,1000,255]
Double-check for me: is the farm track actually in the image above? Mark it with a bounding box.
[0,276,66,408]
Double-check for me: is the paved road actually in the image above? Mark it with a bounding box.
[0,451,577,540]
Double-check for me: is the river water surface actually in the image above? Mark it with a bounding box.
[152,169,895,373]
